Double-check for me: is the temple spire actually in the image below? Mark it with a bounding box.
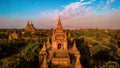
[42,41,46,51]
[73,41,77,51]
[46,37,51,49]
[56,16,63,30]
[27,21,30,26]
[39,41,47,55]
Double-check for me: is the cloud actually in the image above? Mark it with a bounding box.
[63,10,120,29]
[0,0,119,29]
[109,0,115,3]
[80,0,84,2]
[52,1,94,21]
[80,1,92,5]
[48,0,120,29]
[107,0,115,5]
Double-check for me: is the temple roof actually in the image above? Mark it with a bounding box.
[25,21,36,31]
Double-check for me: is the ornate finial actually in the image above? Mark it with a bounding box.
[73,41,77,51]
[41,41,46,51]
[46,37,51,48]
[27,21,30,25]
[39,41,47,55]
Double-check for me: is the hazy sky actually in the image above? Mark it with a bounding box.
[0,0,120,29]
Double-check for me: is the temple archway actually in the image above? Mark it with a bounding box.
[58,44,62,49]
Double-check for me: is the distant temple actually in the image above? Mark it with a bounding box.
[24,21,36,33]
[39,17,82,68]
[9,31,18,40]
[104,28,109,33]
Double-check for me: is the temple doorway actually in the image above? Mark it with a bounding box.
[58,44,61,49]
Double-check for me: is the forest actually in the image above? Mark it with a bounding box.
[0,28,120,68]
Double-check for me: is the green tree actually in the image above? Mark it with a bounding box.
[101,61,120,68]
